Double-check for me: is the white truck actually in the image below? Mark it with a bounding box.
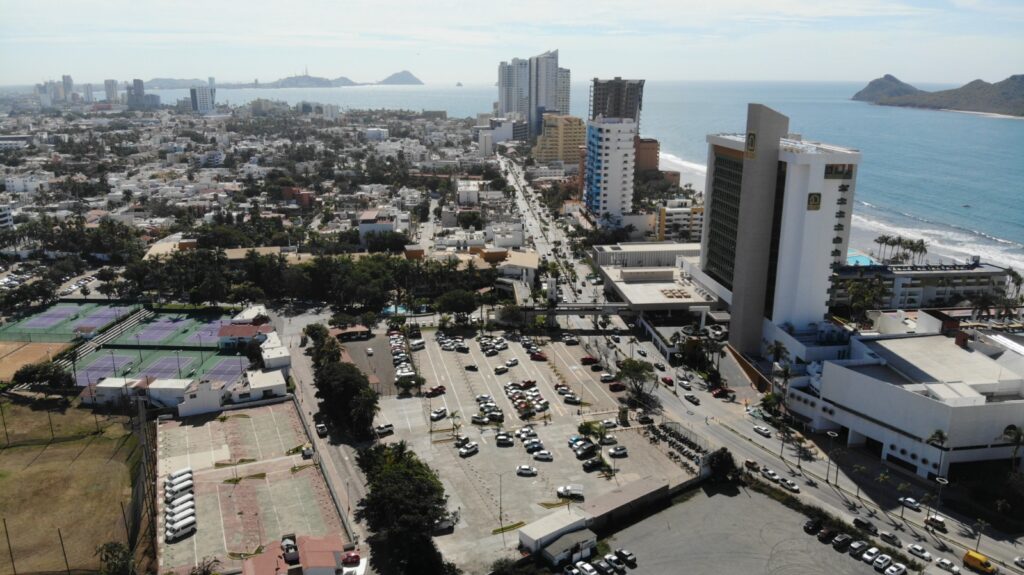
[556,484,584,500]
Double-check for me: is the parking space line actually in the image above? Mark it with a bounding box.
[249,417,264,460]
[507,344,566,418]
[550,341,616,406]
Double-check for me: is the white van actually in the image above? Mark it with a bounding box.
[165,472,193,489]
[166,493,194,509]
[166,508,195,525]
[409,339,425,351]
[167,467,193,481]
[166,500,195,516]
[164,480,193,501]
[165,516,196,542]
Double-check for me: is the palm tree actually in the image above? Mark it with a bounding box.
[973,518,989,551]
[1007,267,1023,298]
[765,340,790,365]
[999,424,1023,471]
[970,292,999,320]
[852,464,867,499]
[774,364,792,399]
[875,470,890,490]
[928,429,948,475]
[778,421,793,459]
[448,410,462,439]
[874,235,889,261]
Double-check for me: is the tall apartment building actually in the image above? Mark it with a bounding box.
[656,199,704,242]
[497,58,530,117]
[190,86,216,114]
[583,117,637,223]
[557,68,571,118]
[528,50,561,137]
[82,83,94,103]
[695,104,860,354]
[531,114,586,163]
[589,77,644,123]
[61,75,74,101]
[127,79,145,110]
[104,79,119,102]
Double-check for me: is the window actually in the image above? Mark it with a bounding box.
[239,392,251,399]
[825,164,854,179]
[189,393,197,399]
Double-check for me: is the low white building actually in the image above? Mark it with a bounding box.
[787,333,1024,479]
[227,369,287,404]
[591,241,699,268]
[260,331,291,375]
[232,304,269,324]
[456,179,484,205]
[364,127,389,141]
[147,378,194,409]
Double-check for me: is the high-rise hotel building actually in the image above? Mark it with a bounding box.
[583,116,637,223]
[696,104,860,355]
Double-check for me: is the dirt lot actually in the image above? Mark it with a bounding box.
[0,341,72,382]
[375,330,692,574]
[156,402,345,573]
[0,417,135,573]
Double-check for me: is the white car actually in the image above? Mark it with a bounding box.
[906,544,931,562]
[873,554,892,571]
[430,408,447,421]
[861,547,880,564]
[458,442,479,457]
[779,478,800,493]
[760,467,779,482]
[516,465,538,477]
[898,497,921,511]
[506,358,519,367]
[366,347,374,356]
[533,450,553,461]
[884,563,906,575]
[935,558,961,573]
[753,425,772,438]
[602,419,618,429]
[1016,557,1024,568]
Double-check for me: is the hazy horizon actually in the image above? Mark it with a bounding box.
[1,0,1022,87]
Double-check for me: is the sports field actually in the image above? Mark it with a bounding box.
[112,313,230,348]
[73,347,250,386]
[0,302,136,343]
[0,341,73,382]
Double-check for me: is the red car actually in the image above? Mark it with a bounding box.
[425,385,446,397]
[609,382,626,392]
[342,551,361,566]
[521,380,537,389]
[711,387,730,398]
[661,376,674,386]
[530,352,548,361]
[580,356,599,365]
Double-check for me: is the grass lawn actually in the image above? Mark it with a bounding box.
[0,402,138,573]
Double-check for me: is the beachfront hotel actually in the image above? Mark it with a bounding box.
[582,116,638,224]
[687,104,862,358]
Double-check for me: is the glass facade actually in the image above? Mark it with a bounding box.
[704,152,744,289]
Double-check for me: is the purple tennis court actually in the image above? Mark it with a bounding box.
[186,319,231,344]
[134,316,190,342]
[140,356,196,379]
[75,354,134,386]
[21,306,80,329]
[203,358,247,382]
[71,306,131,331]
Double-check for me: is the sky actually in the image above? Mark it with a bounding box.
[1,0,1022,86]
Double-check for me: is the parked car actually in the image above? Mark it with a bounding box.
[564,394,582,405]
[853,517,878,534]
[661,376,674,386]
[832,533,852,551]
[506,358,519,367]
[366,348,374,356]
[816,528,837,543]
[374,424,395,436]
[582,458,603,472]
[760,467,779,482]
[803,518,823,534]
[934,558,960,573]
[458,442,479,457]
[465,364,478,371]
[779,478,800,493]
[603,553,626,574]
[516,465,537,477]
[608,382,626,392]
[848,541,869,558]
[530,352,548,361]
[636,349,647,357]
[608,446,628,458]
[533,450,553,462]
[873,554,892,571]
[861,547,881,564]
[614,549,636,565]
[315,423,329,437]
[653,362,665,371]
[430,408,447,421]
[637,414,654,425]
[684,394,700,405]
[580,356,599,365]
[879,531,901,548]
[600,373,616,383]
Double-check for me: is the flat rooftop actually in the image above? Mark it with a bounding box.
[601,266,716,308]
[710,133,860,157]
[862,335,1014,386]
[594,241,698,253]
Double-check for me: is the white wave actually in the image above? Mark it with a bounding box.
[658,152,707,175]
[851,213,1024,270]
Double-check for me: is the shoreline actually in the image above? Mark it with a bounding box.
[657,151,1024,270]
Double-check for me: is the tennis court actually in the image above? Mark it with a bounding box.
[122,315,192,344]
[71,348,250,386]
[112,313,229,348]
[185,318,232,345]
[0,303,139,343]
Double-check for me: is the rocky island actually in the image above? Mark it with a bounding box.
[853,74,1024,117]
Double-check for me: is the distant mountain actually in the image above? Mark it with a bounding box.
[146,78,207,90]
[852,74,922,102]
[853,74,1024,117]
[332,76,357,87]
[379,70,423,85]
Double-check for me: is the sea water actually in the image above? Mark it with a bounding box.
[152,81,1024,269]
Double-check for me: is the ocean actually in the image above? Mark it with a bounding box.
[152,81,1024,270]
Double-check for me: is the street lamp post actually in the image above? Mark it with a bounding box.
[492,470,512,548]
[174,350,182,378]
[825,431,839,484]
[935,476,949,508]
[135,334,143,363]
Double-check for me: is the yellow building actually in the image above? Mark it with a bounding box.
[531,114,585,163]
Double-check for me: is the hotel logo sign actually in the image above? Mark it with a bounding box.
[807,193,821,211]
[745,132,756,159]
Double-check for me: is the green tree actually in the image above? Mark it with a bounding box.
[349,387,381,439]
[95,542,132,575]
[617,358,660,409]
[13,361,74,388]
[435,289,477,317]
[706,447,736,482]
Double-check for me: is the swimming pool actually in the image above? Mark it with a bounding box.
[846,250,878,266]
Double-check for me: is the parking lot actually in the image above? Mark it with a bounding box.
[374,329,693,574]
[155,402,345,573]
[609,487,881,575]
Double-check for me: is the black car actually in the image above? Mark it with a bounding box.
[465,364,478,371]
[803,518,823,534]
[637,414,654,425]
[831,533,852,551]
[582,458,603,472]
[816,528,837,543]
[654,362,665,371]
